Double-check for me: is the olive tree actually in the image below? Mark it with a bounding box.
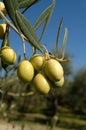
[0,0,70,129]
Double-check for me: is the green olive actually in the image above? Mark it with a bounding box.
[0,46,16,65]
[33,73,50,94]
[45,59,64,81]
[30,54,44,71]
[0,2,7,19]
[0,24,6,39]
[17,60,34,83]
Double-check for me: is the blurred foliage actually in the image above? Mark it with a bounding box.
[57,68,86,114]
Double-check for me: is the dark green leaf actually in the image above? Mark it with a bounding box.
[62,28,68,58]
[18,0,40,9]
[3,0,19,29]
[34,0,55,40]
[56,17,63,55]
[16,11,43,53]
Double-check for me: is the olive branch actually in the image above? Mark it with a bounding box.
[0,0,70,63]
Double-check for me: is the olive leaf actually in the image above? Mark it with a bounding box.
[34,0,55,40]
[20,0,40,14]
[39,12,53,41]
[61,28,68,59]
[34,0,55,30]
[3,0,19,29]
[18,0,40,9]
[16,11,43,53]
[56,17,63,55]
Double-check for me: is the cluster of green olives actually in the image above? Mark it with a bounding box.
[0,45,64,94]
[0,45,64,93]
[17,54,64,94]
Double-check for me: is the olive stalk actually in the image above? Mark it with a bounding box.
[21,37,27,59]
[49,53,70,63]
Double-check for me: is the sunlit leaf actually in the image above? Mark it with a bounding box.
[3,0,19,29]
[34,0,55,40]
[62,28,68,58]
[16,11,43,53]
[56,17,63,55]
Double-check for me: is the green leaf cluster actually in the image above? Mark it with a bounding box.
[3,0,55,53]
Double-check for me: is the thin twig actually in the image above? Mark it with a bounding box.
[49,53,70,62]
[7,91,34,97]
[22,37,27,59]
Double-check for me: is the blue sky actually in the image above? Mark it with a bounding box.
[0,0,86,72]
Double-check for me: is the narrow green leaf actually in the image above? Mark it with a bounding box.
[18,0,40,9]
[3,0,19,29]
[1,25,10,48]
[40,1,56,40]
[34,0,55,31]
[56,17,63,55]
[39,10,53,41]
[33,7,50,30]
[62,28,68,58]
[16,11,43,53]
[1,33,10,48]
